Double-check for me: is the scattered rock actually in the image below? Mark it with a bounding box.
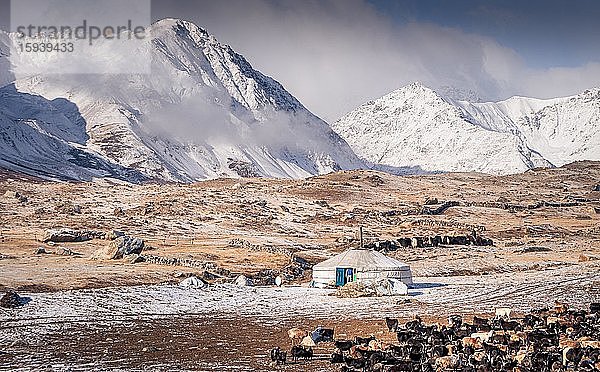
[276,255,314,283]
[315,200,330,208]
[3,190,27,202]
[424,197,439,205]
[227,159,260,178]
[336,236,355,243]
[179,276,206,289]
[42,228,104,243]
[55,202,82,215]
[291,255,312,270]
[94,235,145,260]
[421,201,459,215]
[113,207,125,217]
[235,275,253,287]
[255,200,268,208]
[34,247,48,255]
[514,246,552,254]
[365,174,385,186]
[202,271,222,281]
[56,247,82,256]
[228,238,253,249]
[579,254,599,262]
[0,290,26,308]
[126,254,145,264]
[105,230,125,240]
[252,269,280,286]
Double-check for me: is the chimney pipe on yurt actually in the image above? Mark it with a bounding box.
[359,226,364,249]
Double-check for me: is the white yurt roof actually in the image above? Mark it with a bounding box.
[313,249,410,271]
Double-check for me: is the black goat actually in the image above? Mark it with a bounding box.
[331,350,345,364]
[386,317,399,332]
[335,340,355,351]
[396,330,416,343]
[270,347,287,365]
[344,356,366,370]
[290,345,313,361]
[448,314,463,328]
[355,335,376,346]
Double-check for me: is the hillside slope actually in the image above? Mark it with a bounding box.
[0,20,363,182]
[333,82,600,174]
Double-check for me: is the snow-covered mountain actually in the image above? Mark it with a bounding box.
[0,19,363,182]
[2,20,599,181]
[332,82,600,175]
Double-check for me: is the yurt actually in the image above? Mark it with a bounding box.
[311,249,413,288]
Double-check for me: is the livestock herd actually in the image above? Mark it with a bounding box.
[270,302,600,371]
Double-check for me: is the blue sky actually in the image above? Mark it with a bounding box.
[368,0,600,68]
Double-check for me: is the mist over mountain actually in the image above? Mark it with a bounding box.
[0,19,363,182]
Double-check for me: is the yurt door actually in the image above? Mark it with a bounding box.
[335,268,345,286]
[335,268,354,286]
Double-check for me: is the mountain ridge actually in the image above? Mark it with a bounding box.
[0,19,364,182]
[1,21,599,181]
[332,82,600,175]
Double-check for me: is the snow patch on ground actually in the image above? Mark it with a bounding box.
[2,263,597,330]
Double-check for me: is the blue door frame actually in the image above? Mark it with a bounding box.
[335,267,354,287]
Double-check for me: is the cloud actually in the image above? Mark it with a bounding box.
[142,86,345,158]
[89,1,600,120]
[519,63,600,99]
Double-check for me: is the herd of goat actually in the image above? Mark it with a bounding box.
[270,302,600,371]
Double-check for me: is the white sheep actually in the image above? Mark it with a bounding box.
[495,307,512,319]
[288,328,306,346]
